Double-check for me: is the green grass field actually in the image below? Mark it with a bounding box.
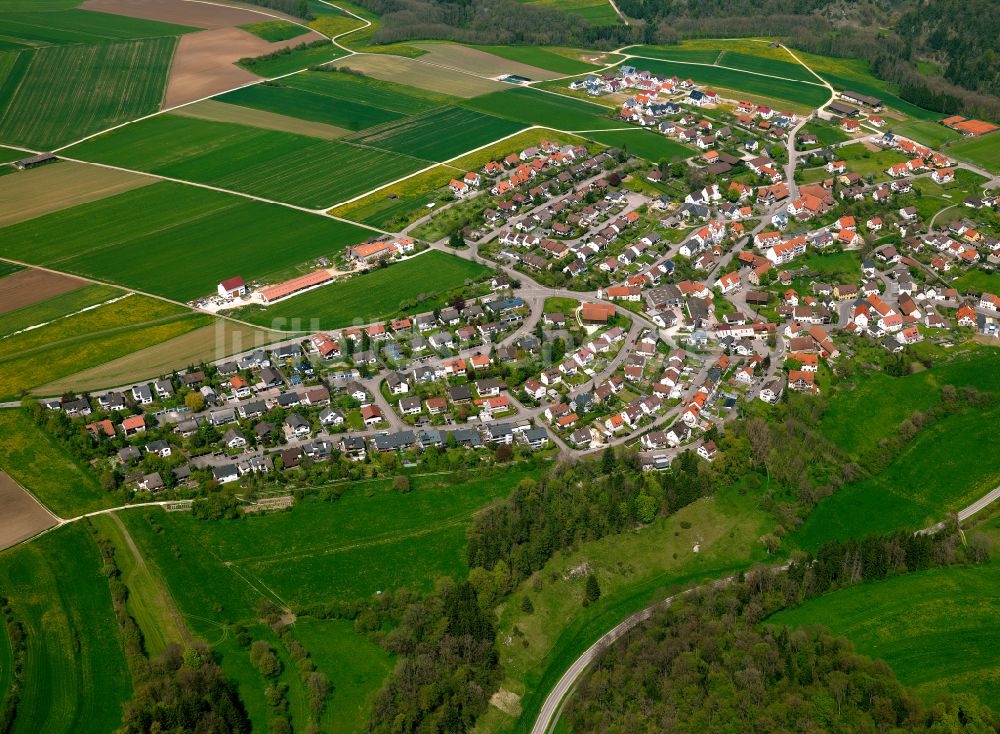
[238,19,310,42]
[245,250,491,329]
[0,409,112,516]
[799,250,861,281]
[618,57,831,109]
[947,133,1000,174]
[800,119,851,146]
[345,105,526,161]
[0,182,374,301]
[65,113,430,208]
[818,348,1000,458]
[0,259,25,278]
[952,269,1000,294]
[219,81,406,131]
[794,403,1000,550]
[285,69,456,114]
[470,45,598,75]
[0,8,193,46]
[0,523,132,734]
[0,38,177,149]
[236,41,347,77]
[582,127,691,162]
[0,144,25,163]
[768,554,1000,711]
[890,119,962,148]
[0,284,121,338]
[461,86,624,130]
[626,45,721,64]
[717,50,817,82]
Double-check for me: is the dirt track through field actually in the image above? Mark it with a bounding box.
[82,0,290,28]
[0,472,59,551]
[164,26,320,108]
[0,269,88,314]
[0,162,153,227]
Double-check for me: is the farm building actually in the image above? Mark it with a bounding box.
[217,276,246,299]
[258,270,332,304]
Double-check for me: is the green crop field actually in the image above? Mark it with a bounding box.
[0,144,25,163]
[0,295,210,399]
[0,8,193,46]
[626,45,721,64]
[800,120,851,146]
[345,106,526,161]
[470,45,598,75]
[952,269,1000,294]
[285,70,456,114]
[0,38,177,149]
[218,81,406,131]
[461,86,623,130]
[768,556,1000,711]
[799,250,861,281]
[0,409,112,516]
[818,348,1000,458]
[245,250,491,329]
[0,182,374,301]
[235,40,347,77]
[948,133,1000,174]
[238,20,310,42]
[617,58,831,109]
[0,284,121,339]
[0,260,25,278]
[794,403,1000,550]
[0,523,132,734]
[583,128,691,162]
[890,119,962,148]
[717,50,816,82]
[65,114,429,208]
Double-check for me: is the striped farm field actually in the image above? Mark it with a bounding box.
[285,70,457,114]
[219,82,406,131]
[0,182,373,301]
[469,45,599,75]
[461,86,623,130]
[0,7,194,46]
[345,106,526,161]
[65,114,430,208]
[0,39,177,149]
[583,128,691,162]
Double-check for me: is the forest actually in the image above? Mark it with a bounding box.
[565,541,998,733]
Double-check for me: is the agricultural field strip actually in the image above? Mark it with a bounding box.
[0,291,130,341]
[621,51,827,87]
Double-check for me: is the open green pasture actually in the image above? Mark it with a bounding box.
[800,119,851,146]
[0,8,193,47]
[948,133,1000,174]
[238,19,310,43]
[952,269,1000,295]
[0,38,176,149]
[583,127,691,162]
[219,81,406,131]
[618,57,831,109]
[0,182,374,301]
[64,113,429,207]
[286,69,456,114]
[890,119,962,148]
[0,409,111,516]
[236,41,347,77]
[470,45,599,75]
[461,86,623,130]
[626,45,721,64]
[799,250,861,281]
[717,50,816,82]
[245,250,491,329]
[345,105,526,161]
[0,523,132,734]
[818,347,1000,457]
[795,402,1000,550]
[768,556,1000,711]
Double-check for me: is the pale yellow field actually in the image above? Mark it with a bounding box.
[412,43,562,81]
[344,53,506,98]
[174,99,349,139]
[0,161,152,227]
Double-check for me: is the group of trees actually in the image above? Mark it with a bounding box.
[0,598,25,734]
[566,557,999,733]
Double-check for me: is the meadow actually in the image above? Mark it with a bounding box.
[0,182,374,301]
[65,113,430,208]
[799,250,862,281]
[0,523,132,734]
[245,250,491,329]
[461,87,624,130]
[219,81,406,131]
[0,409,111,517]
[952,269,1000,294]
[583,127,691,162]
[337,53,505,98]
[794,403,1000,550]
[890,119,962,148]
[799,119,851,146]
[286,69,457,114]
[235,41,347,77]
[238,19,310,42]
[768,553,1000,711]
[174,99,349,140]
[0,283,122,338]
[626,45,721,64]
[0,38,177,149]
[618,57,831,109]
[485,487,771,734]
[947,133,1000,174]
[345,105,526,161]
[471,45,598,75]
